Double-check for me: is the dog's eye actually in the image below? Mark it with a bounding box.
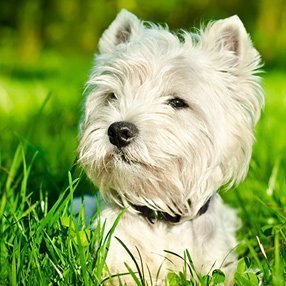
[168,97,189,109]
[105,92,116,103]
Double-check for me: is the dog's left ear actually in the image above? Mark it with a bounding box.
[201,15,259,68]
[99,9,142,54]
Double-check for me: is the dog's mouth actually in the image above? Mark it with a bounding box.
[105,148,157,173]
[121,154,134,164]
[119,152,131,164]
[112,150,140,165]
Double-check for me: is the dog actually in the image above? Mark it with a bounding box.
[78,9,264,285]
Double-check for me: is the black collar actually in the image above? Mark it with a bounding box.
[132,197,211,224]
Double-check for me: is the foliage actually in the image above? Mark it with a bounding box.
[0,142,285,284]
[0,52,92,197]
[1,0,286,67]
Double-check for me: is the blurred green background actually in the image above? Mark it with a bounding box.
[1,0,286,65]
[0,0,286,196]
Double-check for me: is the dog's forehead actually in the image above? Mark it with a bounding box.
[96,38,202,87]
[99,27,187,65]
[95,56,198,96]
[91,27,217,99]
[127,29,187,61]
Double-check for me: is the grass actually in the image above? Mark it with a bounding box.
[0,51,285,285]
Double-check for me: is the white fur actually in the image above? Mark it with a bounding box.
[78,10,264,285]
[97,195,240,285]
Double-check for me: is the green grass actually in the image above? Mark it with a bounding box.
[0,52,285,285]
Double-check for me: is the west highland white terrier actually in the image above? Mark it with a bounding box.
[78,9,264,285]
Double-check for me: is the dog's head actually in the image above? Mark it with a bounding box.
[78,10,264,217]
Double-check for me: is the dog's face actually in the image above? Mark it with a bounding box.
[78,10,263,217]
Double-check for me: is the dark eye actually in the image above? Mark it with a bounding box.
[105,92,116,103]
[168,97,189,109]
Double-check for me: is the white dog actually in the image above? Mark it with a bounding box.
[78,10,264,285]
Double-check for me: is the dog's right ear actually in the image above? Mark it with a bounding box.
[99,9,141,54]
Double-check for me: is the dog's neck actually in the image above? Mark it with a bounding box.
[131,197,212,224]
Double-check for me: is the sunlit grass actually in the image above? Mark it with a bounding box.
[0,53,285,285]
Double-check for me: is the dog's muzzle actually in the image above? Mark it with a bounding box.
[108,121,138,149]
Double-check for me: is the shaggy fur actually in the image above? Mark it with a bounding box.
[78,10,264,285]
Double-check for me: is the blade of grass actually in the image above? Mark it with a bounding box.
[115,236,145,285]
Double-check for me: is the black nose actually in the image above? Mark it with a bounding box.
[108,121,139,148]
